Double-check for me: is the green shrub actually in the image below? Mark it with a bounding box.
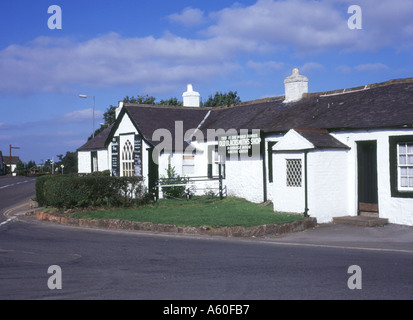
[35,175,149,209]
[159,165,189,199]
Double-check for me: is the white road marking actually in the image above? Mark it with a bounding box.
[0,179,32,189]
[0,217,16,227]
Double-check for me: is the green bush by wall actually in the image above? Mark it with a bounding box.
[35,175,150,209]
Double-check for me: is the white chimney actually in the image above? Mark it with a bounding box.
[115,101,124,119]
[283,68,308,103]
[183,84,200,107]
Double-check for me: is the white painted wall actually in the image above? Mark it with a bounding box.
[332,129,413,226]
[307,149,351,223]
[97,150,109,172]
[114,112,137,137]
[272,129,413,226]
[273,152,306,214]
[78,151,91,174]
[109,111,150,189]
[225,159,264,203]
[78,150,109,174]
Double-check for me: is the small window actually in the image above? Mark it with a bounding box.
[286,159,302,187]
[91,151,98,173]
[398,143,413,191]
[182,155,195,176]
[389,135,413,198]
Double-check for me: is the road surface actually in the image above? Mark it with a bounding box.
[0,176,36,222]
[0,176,412,302]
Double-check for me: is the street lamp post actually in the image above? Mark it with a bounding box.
[79,94,95,138]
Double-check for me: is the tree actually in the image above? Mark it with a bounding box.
[103,105,116,126]
[14,160,36,176]
[55,151,78,174]
[203,91,241,107]
[124,94,156,105]
[86,105,116,141]
[159,97,183,106]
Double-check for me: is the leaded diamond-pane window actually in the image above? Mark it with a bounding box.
[286,159,302,187]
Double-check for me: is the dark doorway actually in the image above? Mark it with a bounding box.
[357,141,378,213]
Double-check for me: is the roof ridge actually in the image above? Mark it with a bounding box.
[124,103,212,110]
[237,76,413,106]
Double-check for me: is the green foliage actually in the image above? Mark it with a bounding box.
[14,159,36,176]
[35,175,150,210]
[103,105,116,126]
[203,91,241,108]
[159,165,189,199]
[55,151,78,174]
[124,94,156,105]
[159,97,183,106]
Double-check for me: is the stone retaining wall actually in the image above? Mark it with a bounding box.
[34,211,317,238]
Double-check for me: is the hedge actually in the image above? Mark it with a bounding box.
[35,175,150,209]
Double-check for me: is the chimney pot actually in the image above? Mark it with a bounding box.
[283,68,308,103]
[183,84,200,107]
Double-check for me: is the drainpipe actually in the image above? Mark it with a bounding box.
[304,150,309,217]
[262,134,267,202]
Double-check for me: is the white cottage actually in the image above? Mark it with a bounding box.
[78,73,413,226]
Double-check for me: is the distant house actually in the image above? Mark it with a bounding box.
[3,156,20,176]
[78,72,413,226]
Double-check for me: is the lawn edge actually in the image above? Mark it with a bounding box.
[32,210,317,238]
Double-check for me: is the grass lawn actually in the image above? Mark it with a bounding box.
[72,196,304,228]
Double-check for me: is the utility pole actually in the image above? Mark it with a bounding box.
[79,94,96,138]
[9,144,20,176]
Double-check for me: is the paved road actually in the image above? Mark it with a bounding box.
[0,177,412,301]
[1,216,412,300]
[0,176,36,222]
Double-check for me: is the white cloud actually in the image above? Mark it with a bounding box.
[0,32,242,95]
[336,63,390,74]
[336,65,353,74]
[301,62,325,74]
[206,0,413,53]
[205,0,355,53]
[247,60,284,75]
[1,0,412,96]
[60,108,104,123]
[354,63,390,72]
[167,7,206,27]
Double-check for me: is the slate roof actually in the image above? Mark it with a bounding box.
[124,104,210,149]
[78,125,114,151]
[3,156,20,165]
[79,77,413,150]
[293,128,350,150]
[199,78,413,135]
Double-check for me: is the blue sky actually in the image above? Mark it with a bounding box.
[1,0,412,163]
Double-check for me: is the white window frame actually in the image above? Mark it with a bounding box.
[91,151,98,173]
[397,142,413,191]
[182,155,195,176]
[122,139,134,177]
